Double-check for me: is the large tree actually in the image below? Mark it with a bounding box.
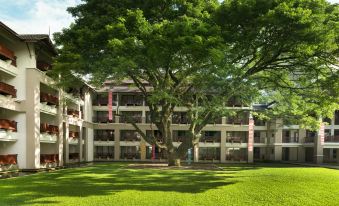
[53,0,339,166]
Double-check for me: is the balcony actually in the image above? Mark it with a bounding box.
[282,136,299,143]
[94,130,114,141]
[0,119,17,132]
[36,61,52,71]
[40,102,57,115]
[199,148,220,161]
[226,136,247,144]
[119,115,142,124]
[67,109,80,118]
[172,112,191,124]
[226,117,249,125]
[40,92,58,106]
[325,135,339,143]
[0,43,18,76]
[200,136,221,143]
[120,130,140,142]
[40,123,58,143]
[69,153,79,161]
[120,95,143,106]
[69,131,79,144]
[94,111,115,123]
[0,82,16,98]
[40,154,59,164]
[0,154,17,166]
[304,137,314,143]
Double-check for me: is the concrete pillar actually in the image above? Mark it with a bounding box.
[222,117,226,125]
[78,126,83,162]
[248,118,254,163]
[86,128,94,162]
[314,125,324,164]
[57,91,64,166]
[25,69,40,169]
[274,119,283,161]
[64,122,70,164]
[220,130,226,163]
[114,129,120,160]
[298,129,306,162]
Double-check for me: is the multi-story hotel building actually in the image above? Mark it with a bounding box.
[0,22,339,171]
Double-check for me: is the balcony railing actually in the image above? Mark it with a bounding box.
[283,136,299,143]
[40,123,59,134]
[40,92,58,106]
[200,136,221,143]
[304,137,315,143]
[226,136,247,143]
[95,153,114,159]
[121,135,140,141]
[0,43,16,66]
[36,61,52,71]
[119,115,142,123]
[325,135,339,143]
[254,136,265,143]
[226,118,249,125]
[40,154,58,164]
[67,109,80,118]
[0,119,17,132]
[0,154,17,165]
[120,96,143,106]
[69,131,79,138]
[0,82,16,98]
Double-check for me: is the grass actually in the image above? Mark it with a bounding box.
[0,163,339,206]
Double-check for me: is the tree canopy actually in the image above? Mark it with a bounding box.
[53,0,339,165]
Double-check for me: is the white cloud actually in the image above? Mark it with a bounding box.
[1,0,81,38]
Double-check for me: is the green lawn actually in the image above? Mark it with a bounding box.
[0,163,338,206]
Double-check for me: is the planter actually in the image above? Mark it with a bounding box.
[0,82,16,98]
[0,119,17,132]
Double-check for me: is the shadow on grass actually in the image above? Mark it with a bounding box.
[0,163,237,205]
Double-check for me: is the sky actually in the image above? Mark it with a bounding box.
[0,0,338,38]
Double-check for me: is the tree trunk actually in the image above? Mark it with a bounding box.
[167,151,181,166]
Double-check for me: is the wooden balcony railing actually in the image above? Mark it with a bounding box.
[69,131,79,138]
[0,82,16,98]
[40,92,58,106]
[200,136,221,143]
[40,154,58,164]
[325,135,339,143]
[304,137,315,143]
[40,123,59,134]
[67,109,80,118]
[36,61,52,71]
[0,154,17,165]
[227,136,246,143]
[0,43,16,66]
[0,119,17,132]
[119,116,142,123]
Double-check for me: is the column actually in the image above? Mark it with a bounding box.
[57,93,64,166]
[274,119,283,161]
[64,122,70,164]
[114,129,120,160]
[86,128,94,162]
[314,123,324,164]
[78,126,83,162]
[25,69,41,169]
[298,129,306,162]
[248,118,254,163]
[220,130,226,163]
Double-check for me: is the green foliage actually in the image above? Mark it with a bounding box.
[53,0,339,155]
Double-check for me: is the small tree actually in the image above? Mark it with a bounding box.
[53,0,339,166]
